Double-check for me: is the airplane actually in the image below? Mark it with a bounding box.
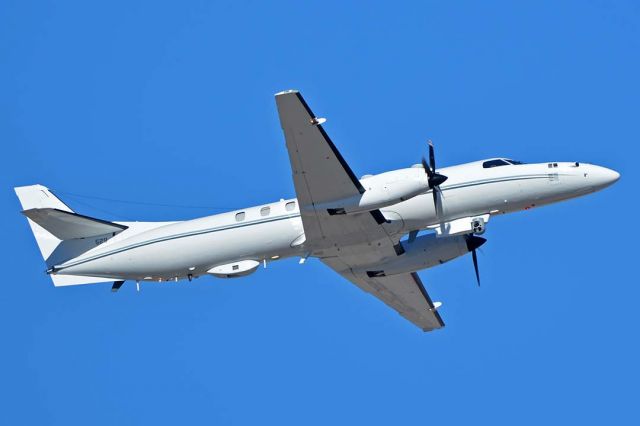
[15,90,620,331]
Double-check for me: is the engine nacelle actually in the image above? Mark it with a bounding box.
[313,168,428,214]
[362,233,485,277]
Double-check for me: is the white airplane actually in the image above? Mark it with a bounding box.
[15,90,620,331]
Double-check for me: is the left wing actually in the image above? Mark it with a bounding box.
[275,90,395,252]
[322,256,444,332]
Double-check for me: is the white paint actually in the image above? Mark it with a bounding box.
[15,91,620,331]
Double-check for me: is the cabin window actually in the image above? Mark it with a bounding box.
[482,159,510,168]
[260,206,271,217]
[285,201,296,211]
[235,212,245,222]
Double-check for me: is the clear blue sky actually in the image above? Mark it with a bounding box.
[1,1,638,424]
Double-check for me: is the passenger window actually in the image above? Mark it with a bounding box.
[285,201,296,211]
[235,212,245,222]
[260,206,270,216]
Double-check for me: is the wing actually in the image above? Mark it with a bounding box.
[322,256,444,332]
[275,90,443,331]
[275,90,364,208]
[276,90,389,247]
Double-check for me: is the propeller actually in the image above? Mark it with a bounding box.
[464,234,486,286]
[421,140,448,213]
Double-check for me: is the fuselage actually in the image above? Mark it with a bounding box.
[53,159,619,282]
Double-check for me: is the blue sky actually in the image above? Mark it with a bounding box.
[1,1,638,424]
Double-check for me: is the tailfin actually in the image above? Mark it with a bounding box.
[15,185,119,286]
[15,185,74,260]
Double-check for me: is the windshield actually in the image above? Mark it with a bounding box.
[483,159,526,168]
[482,159,510,168]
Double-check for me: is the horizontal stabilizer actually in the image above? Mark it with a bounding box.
[51,274,115,287]
[22,208,128,240]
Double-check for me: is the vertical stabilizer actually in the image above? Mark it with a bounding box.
[15,185,72,260]
[15,184,73,212]
[15,185,115,286]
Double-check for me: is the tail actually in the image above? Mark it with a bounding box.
[15,185,125,286]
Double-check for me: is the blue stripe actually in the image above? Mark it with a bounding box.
[54,173,553,272]
[56,213,301,271]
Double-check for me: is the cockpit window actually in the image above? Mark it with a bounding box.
[483,159,526,168]
[482,159,510,168]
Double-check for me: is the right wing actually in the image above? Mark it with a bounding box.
[322,257,445,332]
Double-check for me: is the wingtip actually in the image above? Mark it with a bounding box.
[274,89,299,97]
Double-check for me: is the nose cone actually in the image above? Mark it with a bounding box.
[590,165,620,190]
[606,168,621,184]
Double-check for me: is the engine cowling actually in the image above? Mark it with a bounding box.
[313,168,428,214]
[362,233,485,277]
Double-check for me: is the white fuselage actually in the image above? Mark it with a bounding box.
[52,160,619,282]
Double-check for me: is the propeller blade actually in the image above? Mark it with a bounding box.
[422,156,433,179]
[465,235,486,287]
[471,249,480,286]
[423,139,448,217]
[428,140,436,171]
